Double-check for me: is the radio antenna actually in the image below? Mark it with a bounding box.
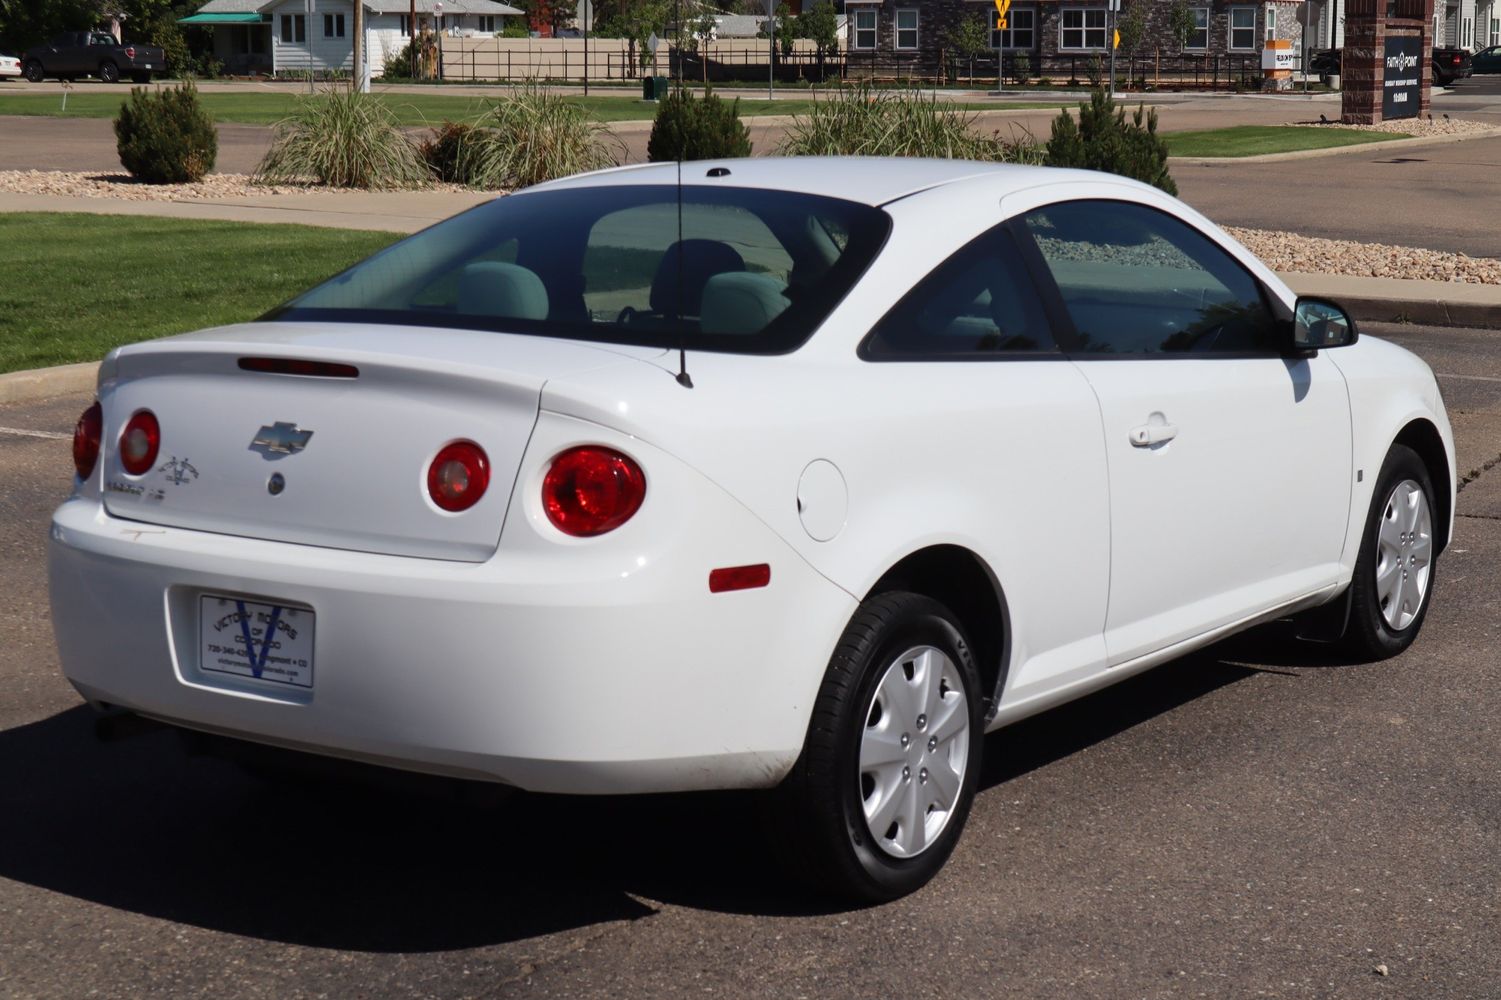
[672,0,693,388]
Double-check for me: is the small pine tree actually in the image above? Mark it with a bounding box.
[646,89,752,162]
[114,82,218,184]
[1045,88,1176,196]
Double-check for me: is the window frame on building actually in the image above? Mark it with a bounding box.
[279,13,307,43]
[1228,6,1257,50]
[851,7,878,49]
[895,8,920,49]
[1187,6,1209,49]
[323,12,345,38]
[992,7,1036,49]
[1059,7,1108,50]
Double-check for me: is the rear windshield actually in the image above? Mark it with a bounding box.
[265,185,891,355]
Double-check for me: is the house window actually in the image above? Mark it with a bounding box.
[1188,7,1209,48]
[1461,15,1472,47]
[992,8,1035,49]
[895,8,919,49]
[478,15,497,32]
[1264,5,1276,40]
[1060,8,1107,49]
[399,14,411,36]
[279,14,306,43]
[323,13,345,38]
[1229,7,1256,49]
[852,8,877,49]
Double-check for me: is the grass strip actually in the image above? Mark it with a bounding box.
[1164,124,1410,158]
[0,213,400,373]
[0,89,1058,126]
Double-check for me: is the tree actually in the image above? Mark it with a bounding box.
[1167,0,1197,53]
[774,1,795,58]
[1045,88,1176,195]
[799,0,837,57]
[1116,0,1147,59]
[946,12,989,82]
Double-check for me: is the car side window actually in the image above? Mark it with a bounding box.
[864,226,1055,358]
[1021,200,1280,355]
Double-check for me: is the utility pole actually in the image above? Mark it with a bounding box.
[352,0,365,91]
[765,0,774,100]
[409,0,417,80]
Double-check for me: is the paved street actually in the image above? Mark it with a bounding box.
[1,322,1498,999]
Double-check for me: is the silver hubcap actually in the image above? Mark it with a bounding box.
[1375,478,1433,631]
[858,645,970,860]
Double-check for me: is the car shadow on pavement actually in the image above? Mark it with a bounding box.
[0,628,1352,937]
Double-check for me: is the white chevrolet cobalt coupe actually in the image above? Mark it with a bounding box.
[51,159,1454,901]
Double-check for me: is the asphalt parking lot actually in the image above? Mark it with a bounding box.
[1,321,1499,999]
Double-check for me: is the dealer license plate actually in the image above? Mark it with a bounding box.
[199,595,315,688]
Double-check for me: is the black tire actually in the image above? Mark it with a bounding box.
[23,61,44,83]
[775,591,984,902]
[1342,444,1438,660]
[98,60,119,83]
[131,72,151,84]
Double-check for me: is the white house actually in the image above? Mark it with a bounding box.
[182,0,522,77]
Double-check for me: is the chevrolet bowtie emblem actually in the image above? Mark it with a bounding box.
[252,422,314,455]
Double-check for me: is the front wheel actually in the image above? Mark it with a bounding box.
[23,61,44,83]
[1342,444,1438,660]
[776,591,983,902]
[98,61,119,83]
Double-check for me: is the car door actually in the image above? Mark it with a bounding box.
[858,221,1112,706]
[1014,196,1352,666]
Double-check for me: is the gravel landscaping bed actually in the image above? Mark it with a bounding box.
[1226,226,1501,284]
[1290,116,1496,138]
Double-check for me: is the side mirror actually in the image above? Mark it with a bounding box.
[1292,297,1358,352]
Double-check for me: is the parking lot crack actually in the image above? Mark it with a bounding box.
[1458,452,1501,492]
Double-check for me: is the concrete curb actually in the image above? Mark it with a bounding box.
[0,362,97,407]
[1170,125,1501,164]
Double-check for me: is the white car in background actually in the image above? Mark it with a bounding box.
[0,52,22,79]
[50,158,1454,901]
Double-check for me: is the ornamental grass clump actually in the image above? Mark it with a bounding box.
[646,88,752,162]
[473,85,623,189]
[255,88,429,189]
[114,82,218,184]
[419,120,489,184]
[778,84,1040,163]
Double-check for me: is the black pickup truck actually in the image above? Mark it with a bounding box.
[22,31,163,84]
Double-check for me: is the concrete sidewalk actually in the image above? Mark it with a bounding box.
[2,187,1497,404]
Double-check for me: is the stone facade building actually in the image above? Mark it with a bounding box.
[843,0,1317,78]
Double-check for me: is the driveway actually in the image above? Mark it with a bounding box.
[1,322,1498,998]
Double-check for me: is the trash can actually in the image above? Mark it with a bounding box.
[642,75,669,100]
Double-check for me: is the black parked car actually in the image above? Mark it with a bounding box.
[22,31,163,83]
[1308,47,1473,86]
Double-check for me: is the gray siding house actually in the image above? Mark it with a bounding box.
[183,0,521,76]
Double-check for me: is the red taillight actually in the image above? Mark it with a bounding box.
[427,441,490,512]
[542,446,646,537]
[709,564,771,593]
[125,46,135,58]
[119,410,160,476]
[73,402,102,480]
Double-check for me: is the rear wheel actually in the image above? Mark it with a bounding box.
[98,61,119,83]
[23,61,43,83]
[776,591,983,902]
[1342,444,1437,660]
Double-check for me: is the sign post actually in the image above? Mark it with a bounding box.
[580,0,592,94]
[765,0,775,100]
[993,0,1010,95]
[1107,0,1119,95]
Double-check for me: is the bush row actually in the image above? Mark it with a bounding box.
[113,83,1172,196]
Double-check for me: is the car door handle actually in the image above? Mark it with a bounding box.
[1129,422,1179,447]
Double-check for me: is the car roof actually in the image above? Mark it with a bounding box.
[527,156,1072,207]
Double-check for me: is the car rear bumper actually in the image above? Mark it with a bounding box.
[49,493,855,794]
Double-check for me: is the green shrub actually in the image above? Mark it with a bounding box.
[419,120,490,184]
[255,88,429,189]
[473,85,623,188]
[646,89,752,162]
[113,82,218,184]
[779,84,1039,162]
[1013,52,1031,83]
[383,40,416,79]
[1044,88,1176,195]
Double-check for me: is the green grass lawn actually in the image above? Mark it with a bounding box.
[0,89,1060,126]
[0,214,400,373]
[1164,124,1410,158]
